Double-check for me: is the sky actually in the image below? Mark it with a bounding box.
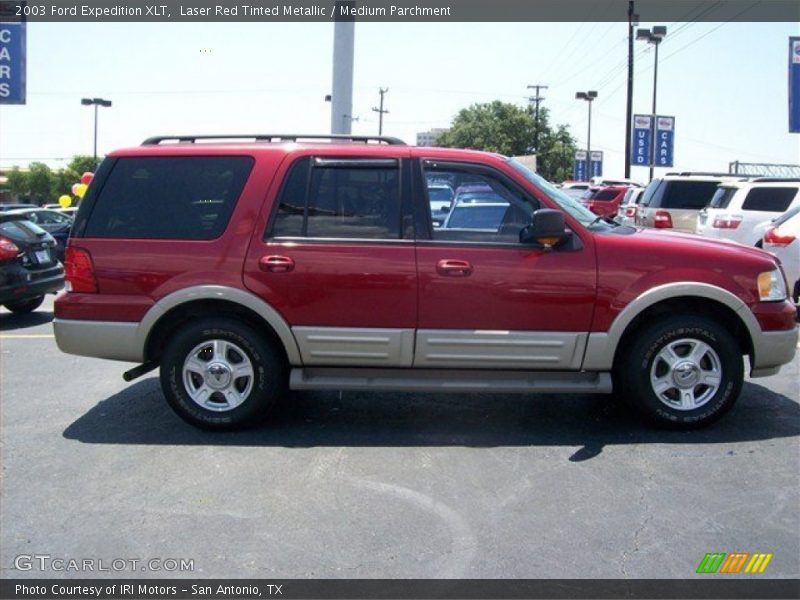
[1,18,799,183]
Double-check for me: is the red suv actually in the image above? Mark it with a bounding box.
[582,185,630,219]
[54,134,798,430]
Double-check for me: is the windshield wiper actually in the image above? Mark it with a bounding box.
[588,215,616,227]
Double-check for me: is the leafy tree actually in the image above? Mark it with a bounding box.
[67,155,97,180]
[27,163,53,204]
[6,167,29,199]
[435,101,578,182]
[437,101,536,157]
[50,169,74,201]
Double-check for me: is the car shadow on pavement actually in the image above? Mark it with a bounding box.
[63,376,800,458]
[0,310,53,331]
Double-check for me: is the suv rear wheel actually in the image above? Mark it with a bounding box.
[159,317,287,430]
[616,316,743,428]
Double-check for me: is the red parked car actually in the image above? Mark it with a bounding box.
[582,185,631,219]
[54,134,798,430]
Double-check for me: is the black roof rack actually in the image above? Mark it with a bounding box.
[141,134,406,146]
[748,177,800,183]
[664,171,752,178]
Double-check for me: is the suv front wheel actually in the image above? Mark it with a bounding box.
[616,316,743,428]
[159,317,287,430]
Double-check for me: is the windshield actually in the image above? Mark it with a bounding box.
[506,159,609,228]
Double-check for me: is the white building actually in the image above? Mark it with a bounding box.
[416,128,448,147]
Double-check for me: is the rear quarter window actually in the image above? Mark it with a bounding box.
[708,187,736,209]
[741,187,798,212]
[83,156,254,240]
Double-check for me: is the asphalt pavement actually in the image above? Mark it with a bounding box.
[1,295,798,579]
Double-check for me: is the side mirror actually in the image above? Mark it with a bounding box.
[520,209,569,248]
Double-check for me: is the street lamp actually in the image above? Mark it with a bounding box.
[575,90,598,181]
[637,25,667,180]
[81,97,112,165]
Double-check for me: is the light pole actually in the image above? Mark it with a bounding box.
[575,91,598,181]
[636,25,667,181]
[81,97,112,165]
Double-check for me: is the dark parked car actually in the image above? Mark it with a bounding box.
[0,215,64,314]
[0,203,37,212]
[6,208,73,262]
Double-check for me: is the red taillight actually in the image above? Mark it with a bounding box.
[764,226,796,247]
[64,246,98,293]
[0,236,20,263]
[654,210,673,229]
[712,215,742,229]
[625,205,637,217]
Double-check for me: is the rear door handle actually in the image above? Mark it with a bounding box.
[259,255,295,273]
[436,259,473,277]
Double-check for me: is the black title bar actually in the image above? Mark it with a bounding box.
[2,579,800,600]
[1,0,799,22]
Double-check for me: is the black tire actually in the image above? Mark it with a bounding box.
[614,316,743,429]
[4,295,45,314]
[159,317,287,430]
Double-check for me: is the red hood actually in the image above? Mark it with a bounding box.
[631,227,777,264]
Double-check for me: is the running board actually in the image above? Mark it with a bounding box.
[289,368,612,394]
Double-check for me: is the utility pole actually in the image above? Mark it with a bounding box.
[527,84,548,153]
[372,87,389,135]
[624,1,636,178]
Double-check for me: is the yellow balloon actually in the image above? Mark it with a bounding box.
[58,195,72,208]
[75,183,88,199]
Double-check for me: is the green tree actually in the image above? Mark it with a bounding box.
[6,167,29,199]
[437,101,536,156]
[435,101,578,182]
[26,162,54,205]
[50,169,74,201]
[67,155,97,180]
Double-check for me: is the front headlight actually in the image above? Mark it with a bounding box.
[757,269,788,301]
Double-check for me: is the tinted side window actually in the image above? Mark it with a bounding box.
[659,181,720,209]
[268,158,401,240]
[306,167,400,239]
[639,179,662,207]
[741,187,797,212]
[84,157,254,240]
[270,157,310,238]
[708,187,736,209]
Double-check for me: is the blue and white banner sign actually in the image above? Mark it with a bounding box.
[573,150,587,182]
[631,114,651,167]
[790,37,800,133]
[0,18,26,104]
[654,115,675,168]
[590,151,603,177]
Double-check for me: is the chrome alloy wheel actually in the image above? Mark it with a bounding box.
[182,339,255,412]
[649,338,723,411]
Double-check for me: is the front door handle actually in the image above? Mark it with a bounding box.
[436,259,473,277]
[259,255,295,273]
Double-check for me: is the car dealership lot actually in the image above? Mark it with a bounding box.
[1,296,798,579]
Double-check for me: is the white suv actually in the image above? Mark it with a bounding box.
[697,179,800,246]
[636,173,746,233]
